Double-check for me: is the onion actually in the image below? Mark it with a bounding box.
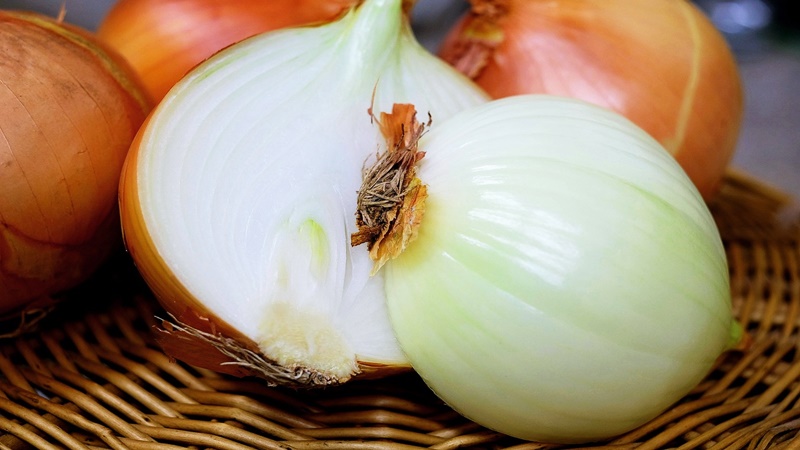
[0,11,150,318]
[438,0,744,200]
[96,0,359,103]
[118,0,487,386]
[372,95,740,444]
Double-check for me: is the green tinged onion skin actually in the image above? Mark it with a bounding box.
[384,95,738,444]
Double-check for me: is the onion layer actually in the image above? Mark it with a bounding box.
[382,95,740,444]
[0,11,150,316]
[439,0,744,200]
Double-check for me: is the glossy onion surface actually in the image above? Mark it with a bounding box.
[386,95,738,443]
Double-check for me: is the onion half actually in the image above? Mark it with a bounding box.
[119,0,487,386]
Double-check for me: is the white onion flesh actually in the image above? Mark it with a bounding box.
[384,95,739,443]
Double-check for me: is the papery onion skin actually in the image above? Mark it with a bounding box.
[384,95,738,444]
[0,11,150,315]
[96,0,359,103]
[438,0,743,200]
[118,0,487,386]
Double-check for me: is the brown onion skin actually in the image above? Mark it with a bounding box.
[439,0,743,200]
[0,11,150,314]
[97,0,359,103]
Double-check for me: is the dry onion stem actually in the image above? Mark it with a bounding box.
[352,103,429,274]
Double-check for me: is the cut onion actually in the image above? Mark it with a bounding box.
[118,0,487,386]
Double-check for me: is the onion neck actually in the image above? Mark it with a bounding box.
[339,0,409,84]
[439,0,508,79]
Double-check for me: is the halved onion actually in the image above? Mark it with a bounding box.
[118,0,487,386]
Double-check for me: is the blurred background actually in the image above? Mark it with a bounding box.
[2,0,799,197]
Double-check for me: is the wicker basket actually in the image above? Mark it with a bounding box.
[1,170,799,450]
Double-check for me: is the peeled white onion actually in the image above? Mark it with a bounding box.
[382,95,740,443]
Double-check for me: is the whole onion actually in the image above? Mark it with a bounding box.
[96,0,359,102]
[0,11,150,318]
[438,0,744,200]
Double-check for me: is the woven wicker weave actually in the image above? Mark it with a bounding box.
[1,170,799,450]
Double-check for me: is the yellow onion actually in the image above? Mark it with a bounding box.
[438,0,743,200]
[96,0,358,103]
[0,11,150,317]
